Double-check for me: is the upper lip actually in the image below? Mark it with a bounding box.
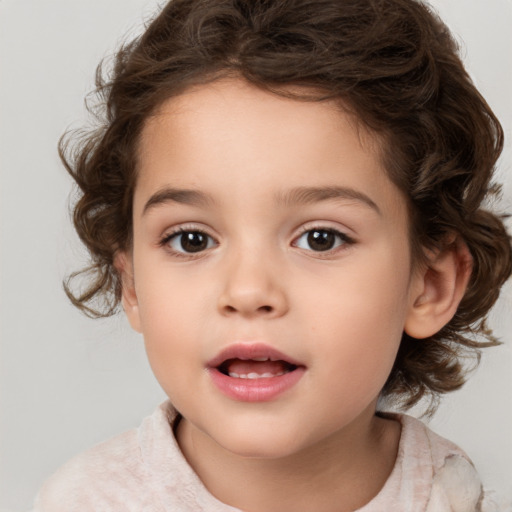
[207,342,304,369]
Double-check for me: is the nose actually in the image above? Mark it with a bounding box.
[217,250,289,319]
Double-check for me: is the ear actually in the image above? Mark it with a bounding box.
[404,237,472,339]
[114,251,142,333]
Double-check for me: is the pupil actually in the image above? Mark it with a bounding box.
[307,230,335,251]
[181,232,207,252]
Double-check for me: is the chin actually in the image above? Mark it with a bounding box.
[209,420,311,460]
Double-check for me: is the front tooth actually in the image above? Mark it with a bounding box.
[228,372,286,379]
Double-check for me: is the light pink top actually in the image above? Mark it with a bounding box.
[32,401,493,511]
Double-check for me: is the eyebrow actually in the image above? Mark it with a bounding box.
[142,185,381,216]
[275,186,381,215]
[142,187,212,215]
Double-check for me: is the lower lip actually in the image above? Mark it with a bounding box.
[208,367,306,402]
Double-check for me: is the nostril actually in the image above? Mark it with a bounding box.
[221,303,275,316]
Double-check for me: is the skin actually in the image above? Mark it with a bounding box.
[119,78,471,511]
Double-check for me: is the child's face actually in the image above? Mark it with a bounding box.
[122,79,424,458]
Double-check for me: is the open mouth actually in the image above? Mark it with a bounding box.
[207,343,306,401]
[217,357,298,379]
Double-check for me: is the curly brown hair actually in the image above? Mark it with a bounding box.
[61,0,512,412]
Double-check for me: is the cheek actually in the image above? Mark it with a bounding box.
[302,248,411,332]
[134,270,207,376]
[136,257,210,326]
[302,253,411,390]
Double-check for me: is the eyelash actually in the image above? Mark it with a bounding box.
[159,227,217,258]
[158,225,355,258]
[292,226,355,255]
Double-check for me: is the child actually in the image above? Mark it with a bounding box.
[32,0,511,510]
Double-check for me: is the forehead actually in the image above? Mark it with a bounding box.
[139,79,380,155]
[135,78,404,219]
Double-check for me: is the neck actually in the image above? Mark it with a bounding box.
[175,407,401,512]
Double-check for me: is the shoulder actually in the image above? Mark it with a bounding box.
[33,428,149,511]
[32,401,241,512]
[399,415,485,512]
[32,403,177,512]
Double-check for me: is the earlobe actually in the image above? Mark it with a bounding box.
[114,251,142,333]
[405,238,472,339]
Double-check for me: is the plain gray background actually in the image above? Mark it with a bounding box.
[1,0,511,510]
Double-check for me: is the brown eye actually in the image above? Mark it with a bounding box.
[294,228,350,252]
[167,231,215,253]
[308,230,336,251]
